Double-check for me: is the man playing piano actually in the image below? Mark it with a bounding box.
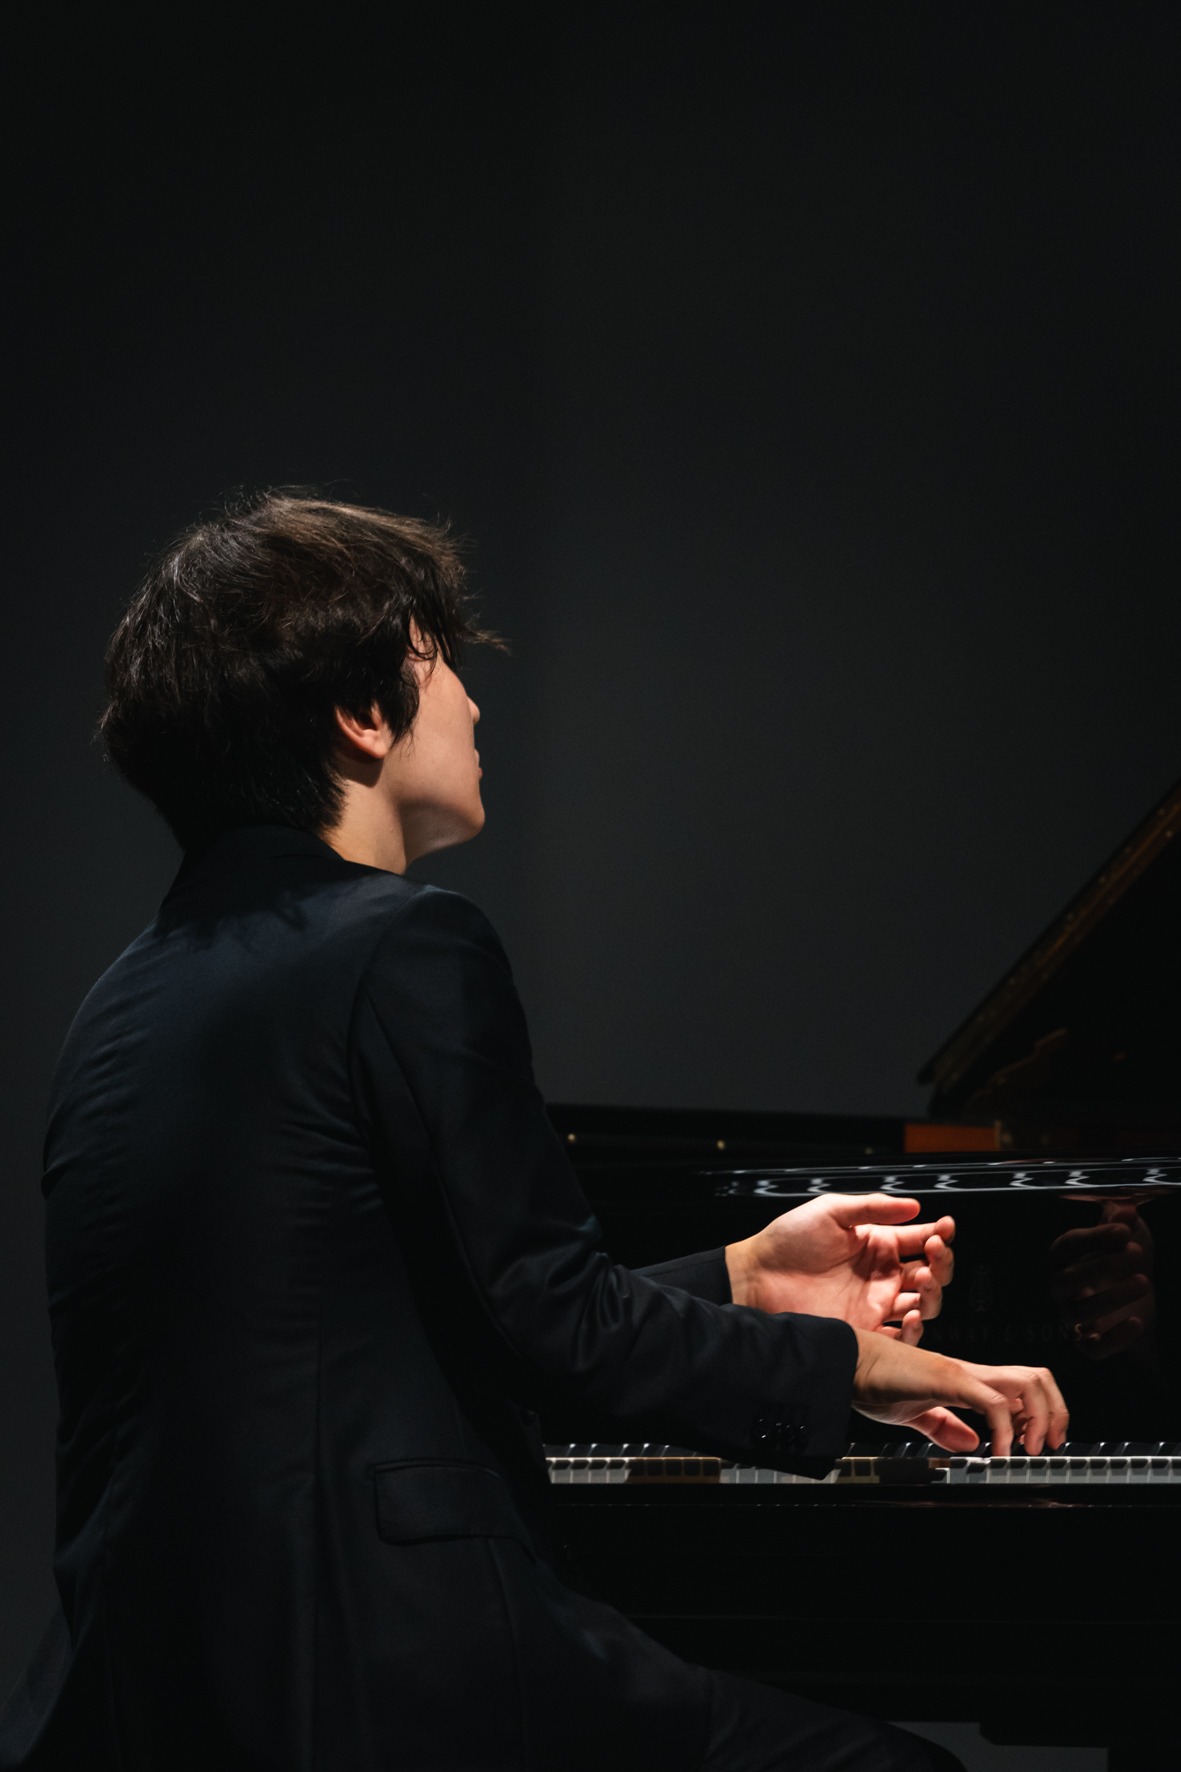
[0,494,1067,1772]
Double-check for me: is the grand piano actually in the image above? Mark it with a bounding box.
[542,776,1181,1769]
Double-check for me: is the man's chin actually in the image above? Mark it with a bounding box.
[409,805,486,864]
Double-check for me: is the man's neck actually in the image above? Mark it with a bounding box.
[320,797,408,874]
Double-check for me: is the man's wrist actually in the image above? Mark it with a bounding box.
[724,1235,765,1309]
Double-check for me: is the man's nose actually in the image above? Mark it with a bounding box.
[469,698,481,725]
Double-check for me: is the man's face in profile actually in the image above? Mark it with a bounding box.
[388,641,485,863]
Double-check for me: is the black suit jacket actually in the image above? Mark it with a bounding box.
[0,826,857,1771]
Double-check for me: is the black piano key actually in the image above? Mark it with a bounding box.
[873,1457,942,1485]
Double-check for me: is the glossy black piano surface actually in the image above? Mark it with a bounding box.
[537,1149,1181,1755]
[543,1151,1181,1446]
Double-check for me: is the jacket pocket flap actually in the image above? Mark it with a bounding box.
[372,1461,526,1546]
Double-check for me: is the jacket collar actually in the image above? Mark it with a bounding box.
[188,824,341,864]
[165,823,358,897]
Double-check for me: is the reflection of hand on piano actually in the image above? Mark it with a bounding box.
[851,1329,1069,1455]
[1048,1200,1156,1361]
[724,1193,955,1344]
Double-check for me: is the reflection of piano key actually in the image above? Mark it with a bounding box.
[545,1444,1181,1485]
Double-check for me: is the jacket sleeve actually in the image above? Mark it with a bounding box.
[637,1250,732,1304]
[349,886,857,1473]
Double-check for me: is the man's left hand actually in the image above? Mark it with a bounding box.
[725,1195,955,1344]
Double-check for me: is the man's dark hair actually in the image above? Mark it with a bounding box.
[100,491,497,850]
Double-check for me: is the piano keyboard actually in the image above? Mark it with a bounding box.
[545,1443,1181,1486]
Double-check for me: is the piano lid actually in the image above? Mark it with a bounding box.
[919,773,1181,1128]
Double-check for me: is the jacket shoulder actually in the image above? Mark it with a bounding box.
[358,879,502,943]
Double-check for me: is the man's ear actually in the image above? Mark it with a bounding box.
[333,703,394,760]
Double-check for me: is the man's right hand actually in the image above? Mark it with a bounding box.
[851,1329,1069,1455]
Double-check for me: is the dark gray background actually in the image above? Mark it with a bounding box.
[2,4,1176,1755]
